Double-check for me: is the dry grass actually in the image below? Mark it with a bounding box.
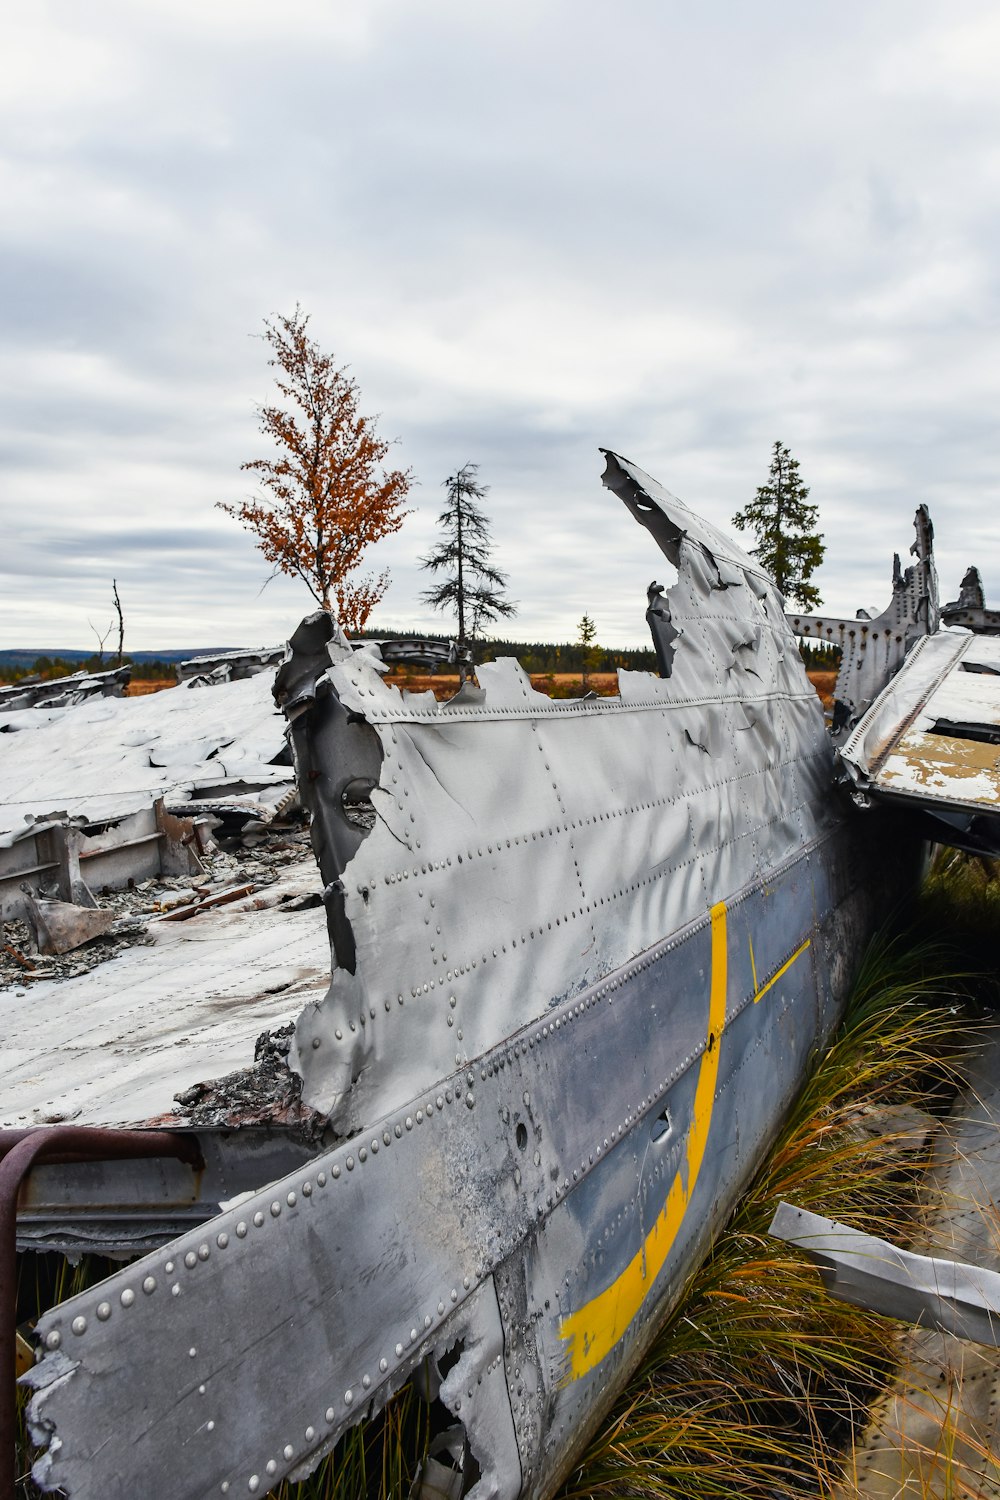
[383,670,622,700]
[808,669,838,710]
[557,924,979,1500]
[389,668,836,704]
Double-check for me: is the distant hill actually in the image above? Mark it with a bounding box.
[0,648,233,668]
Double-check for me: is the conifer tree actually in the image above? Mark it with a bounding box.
[732,442,825,610]
[577,614,600,689]
[420,464,516,653]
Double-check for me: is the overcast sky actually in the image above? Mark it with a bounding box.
[2,0,1000,652]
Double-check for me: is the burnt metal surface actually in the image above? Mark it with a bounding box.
[0,800,209,926]
[941,565,1000,634]
[18,451,915,1500]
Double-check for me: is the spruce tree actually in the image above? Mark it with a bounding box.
[420,464,516,654]
[732,442,825,610]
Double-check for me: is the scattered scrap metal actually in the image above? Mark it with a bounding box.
[0,665,130,713]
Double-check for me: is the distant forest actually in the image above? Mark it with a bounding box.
[0,653,180,685]
[0,633,840,686]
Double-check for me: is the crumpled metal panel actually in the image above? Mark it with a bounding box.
[25,827,875,1500]
[770,1201,1000,1347]
[0,671,291,841]
[839,630,1000,853]
[0,666,131,713]
[287,454,831,1136]
[22,813,899,1500]
[788,506,939,738]
[23,451,905,1500]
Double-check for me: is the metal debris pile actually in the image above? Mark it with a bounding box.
[0,648,315,988]
[0,818,312,989]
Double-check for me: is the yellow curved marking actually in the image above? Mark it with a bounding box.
[559,901,728,1380]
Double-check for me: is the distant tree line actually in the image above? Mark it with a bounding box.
[0,655,178,686]
[798,640,840,671]
[0,640,840,690]
[356,627,657,675]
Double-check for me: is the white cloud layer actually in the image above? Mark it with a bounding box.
[2,0,1000,651]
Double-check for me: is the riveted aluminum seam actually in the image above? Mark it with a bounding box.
[291,644,835,1136]
[28,832,844,1500]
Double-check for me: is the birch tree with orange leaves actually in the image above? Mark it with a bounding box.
[220,308,412,632]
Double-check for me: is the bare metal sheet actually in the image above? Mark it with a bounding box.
[0,671,291,842]
[1,859,327,1128]
[288,520,831,1136]
[841,631,1000,816]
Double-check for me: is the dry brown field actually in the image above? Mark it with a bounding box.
[807,669,837,709]
[386,669,836,705]
[124,669,836,705]
[125,680,176,696]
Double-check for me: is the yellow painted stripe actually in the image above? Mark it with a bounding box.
[753,938,810,1004]
[748,932,759,997]
[559,901,728,1380]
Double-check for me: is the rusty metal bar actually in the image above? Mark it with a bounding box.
[1,1126,203,1500]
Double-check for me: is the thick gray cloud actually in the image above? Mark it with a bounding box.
[2,0,1000,652]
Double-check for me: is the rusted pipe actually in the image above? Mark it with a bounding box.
[2,1125,203,1500]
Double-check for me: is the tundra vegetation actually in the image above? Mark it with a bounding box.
[14,855,999,1499]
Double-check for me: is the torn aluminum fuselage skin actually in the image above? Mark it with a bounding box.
[838,628,1000,856]
[787,504,939,741]
[25,452,918,1500]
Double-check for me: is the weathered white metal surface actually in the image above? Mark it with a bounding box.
[284,453,831,1136]
[1,857,326,1129]
[0,671,291,843]
[839,630,1000,848]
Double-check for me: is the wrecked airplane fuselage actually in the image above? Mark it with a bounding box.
[20,453,922,1500]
